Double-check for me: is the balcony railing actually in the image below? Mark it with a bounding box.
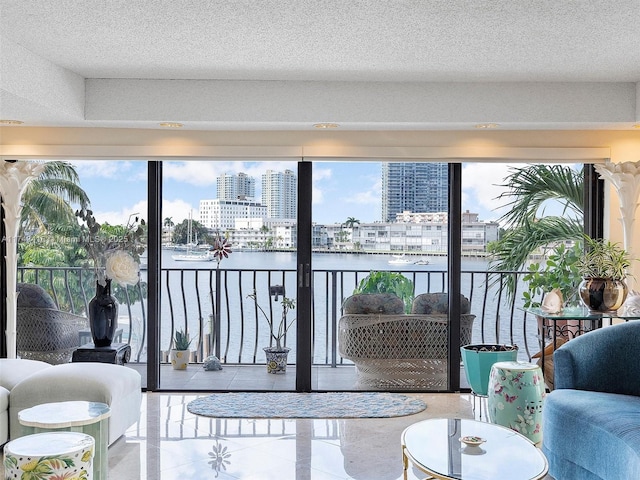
[16,265,540,365]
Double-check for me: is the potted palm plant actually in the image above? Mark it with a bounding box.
[170,328,192,370]
[577,236,633,313]
[248,291,296,373]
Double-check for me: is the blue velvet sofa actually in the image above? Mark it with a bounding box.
[542,321,640,480]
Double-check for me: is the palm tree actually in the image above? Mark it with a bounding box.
[344,217,360,229]
[163,217,174,230]
[20,161,90,234]
[489,164,584,294]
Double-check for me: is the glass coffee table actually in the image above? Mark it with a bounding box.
[401,418,548,480]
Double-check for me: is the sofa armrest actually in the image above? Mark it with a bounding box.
[554,321,640,396]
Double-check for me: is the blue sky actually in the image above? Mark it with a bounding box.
[68,160,528,227]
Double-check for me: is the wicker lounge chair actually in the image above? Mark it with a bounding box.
[338,293,475,389]
[16,283,88,364]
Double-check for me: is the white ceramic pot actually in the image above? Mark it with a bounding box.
[170,349,190,370]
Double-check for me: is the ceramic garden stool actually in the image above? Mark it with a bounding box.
[4,431,95,479]
[487,361,546,445]
[18,401,110,480]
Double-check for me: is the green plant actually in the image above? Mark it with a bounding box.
[522,243,582,308]
[353,271,414,313]
[248,291,296,350]
[174,328,192,350]
[576,235,632,280]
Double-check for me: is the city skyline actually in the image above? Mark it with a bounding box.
[67,160,561,228]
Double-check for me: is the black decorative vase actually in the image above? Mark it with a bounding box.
[89,279,118,347]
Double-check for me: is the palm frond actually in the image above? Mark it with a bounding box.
[495,165,583,227]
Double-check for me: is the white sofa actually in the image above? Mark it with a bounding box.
[0,358,142,446]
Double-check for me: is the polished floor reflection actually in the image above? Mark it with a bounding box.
[104,392,552,479]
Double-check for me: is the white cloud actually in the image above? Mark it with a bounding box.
[70,160,139,179]
[345,176,381,205]
[162,199,197,225]
[462,163,516,221]
[93,200,148,226]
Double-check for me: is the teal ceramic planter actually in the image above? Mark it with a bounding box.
[460,344,518,396]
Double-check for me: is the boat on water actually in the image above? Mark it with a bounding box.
[413,258,430,265]
[388,254,413,265]
[172,251,214,262]
[171,210,214,262]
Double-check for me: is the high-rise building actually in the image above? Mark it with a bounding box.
[216,172,255,200]
[261,169,297,219]
[381,163,448,222]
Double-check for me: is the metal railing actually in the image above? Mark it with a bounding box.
[16,265,539,365]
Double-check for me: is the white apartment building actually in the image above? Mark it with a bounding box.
[230,218,297,249]
[323,211,499,253]
[217,172,255,200]
[199,199,267,230]
[262,169,297,219]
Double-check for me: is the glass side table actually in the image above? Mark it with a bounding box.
[401,418,548,480]
[18,400,111,480]
[521,307,640,380]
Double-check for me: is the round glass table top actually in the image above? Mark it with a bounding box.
[401,418,548,480]
[18,400,111,428]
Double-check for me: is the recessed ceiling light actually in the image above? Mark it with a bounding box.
[159,122,183,128]
[474,123,500,129]
[0,120,24,125]
[313,123,339,129]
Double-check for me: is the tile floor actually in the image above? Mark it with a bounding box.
[2,392,552,479]
[103,392,551,479]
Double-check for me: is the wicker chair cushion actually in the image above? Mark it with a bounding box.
[17,283,57,309]
[411,293,471,314]
[342,293,404,314]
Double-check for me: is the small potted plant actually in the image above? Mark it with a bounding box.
[170,328,192,370]
[247,290,296,374]
[576,235,633,313]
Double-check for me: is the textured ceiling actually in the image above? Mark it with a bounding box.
[1,0,640,130]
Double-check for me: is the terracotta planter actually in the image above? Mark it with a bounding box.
[579,277,627,313]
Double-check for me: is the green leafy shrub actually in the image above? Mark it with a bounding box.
[522,243,582,308]
[353,271,414,313]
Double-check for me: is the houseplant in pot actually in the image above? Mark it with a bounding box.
[248,290,296,373]
[353,270,414,313]
[576,236,632,313]
[170,328,192,370]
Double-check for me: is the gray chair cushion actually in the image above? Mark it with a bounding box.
[411,293,471,314]
[342,293,404,314]
[17,283,57,309]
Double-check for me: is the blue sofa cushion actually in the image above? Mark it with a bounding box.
[543,389,640,480]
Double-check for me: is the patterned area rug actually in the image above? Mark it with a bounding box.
[187,392,427,418]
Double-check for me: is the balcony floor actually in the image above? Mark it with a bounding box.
[129,364,472,392]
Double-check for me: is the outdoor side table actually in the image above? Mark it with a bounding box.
[18,400,111,480]
[4,431,95,479]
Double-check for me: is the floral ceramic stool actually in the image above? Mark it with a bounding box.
[487,361,546,445]
[4,431,94,479]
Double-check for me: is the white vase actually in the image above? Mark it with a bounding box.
[170,349,190,370]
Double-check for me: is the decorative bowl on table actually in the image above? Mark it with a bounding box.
[460,435,486,447]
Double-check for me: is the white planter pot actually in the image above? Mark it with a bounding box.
[170,349,190,370]
[263,346,290,374]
